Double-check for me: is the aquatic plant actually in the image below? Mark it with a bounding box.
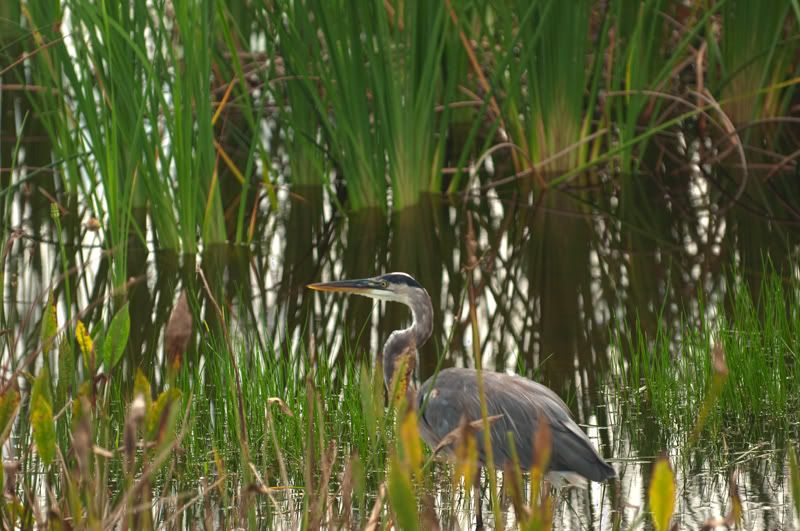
[711,0,796,127]
[276,0,455,211]
[4,0,800,253]
[494,0,597,175]
[13,0,271,264]
[613,268,800,443]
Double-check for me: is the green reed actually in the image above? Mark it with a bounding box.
[0,290,400,527]
[277,0,388,211]
[499,0,597,175]
[605,0,715,175]
[614,267,800,444]
[5,0,800,258]
[20,0,147,285]
[710,0,796,127]
[12,0,268,262]
[449,0,671,188]
[276,0,455,212]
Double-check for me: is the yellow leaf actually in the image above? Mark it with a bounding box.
[31,394,56,466]
[399,411,422,476]
[75,320,94,372]
[146,388,182,442]
[0,389,20,444]
[648,456,676,531]
[75,320,93,354]
[389,353,416,408]
[454,429,478,494]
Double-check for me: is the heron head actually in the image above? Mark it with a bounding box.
[307,272,425,305]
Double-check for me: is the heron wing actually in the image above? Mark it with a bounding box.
[417,368,614,481]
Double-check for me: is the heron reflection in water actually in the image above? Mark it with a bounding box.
[308,272,615,526]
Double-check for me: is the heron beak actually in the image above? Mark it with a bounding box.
[306,278,380,295]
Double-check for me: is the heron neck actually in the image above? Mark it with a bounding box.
[382,291,433,390]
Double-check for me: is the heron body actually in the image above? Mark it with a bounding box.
[308,272,615,484]
[417,368,614,481]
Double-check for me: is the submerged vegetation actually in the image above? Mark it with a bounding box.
[2,0,800,528]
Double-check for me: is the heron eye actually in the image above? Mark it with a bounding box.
[381,280,389,288]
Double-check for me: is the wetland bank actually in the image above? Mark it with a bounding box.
[2,0,800,528]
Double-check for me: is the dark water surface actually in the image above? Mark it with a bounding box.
[3,170,800,528]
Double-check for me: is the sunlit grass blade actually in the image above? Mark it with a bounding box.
[790,448,800,520]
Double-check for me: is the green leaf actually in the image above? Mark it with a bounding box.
[648,456,676,531]
[351,453,365,509]
[40,293,58,355]
[93,329,105,370]
[388,455,419,531]
[2,499,22,528]
[31,396,56,466]
[31,370,56,467]
[103,302,130,371]
[0,388,21,444]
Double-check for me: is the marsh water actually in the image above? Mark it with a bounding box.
[3,159,800,528]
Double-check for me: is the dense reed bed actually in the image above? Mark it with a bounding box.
[2,2,800,266]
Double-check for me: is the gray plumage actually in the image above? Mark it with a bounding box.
[308,272,615,483]
[417,368,615,481]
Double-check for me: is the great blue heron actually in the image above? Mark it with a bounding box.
[308,272,615,525]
